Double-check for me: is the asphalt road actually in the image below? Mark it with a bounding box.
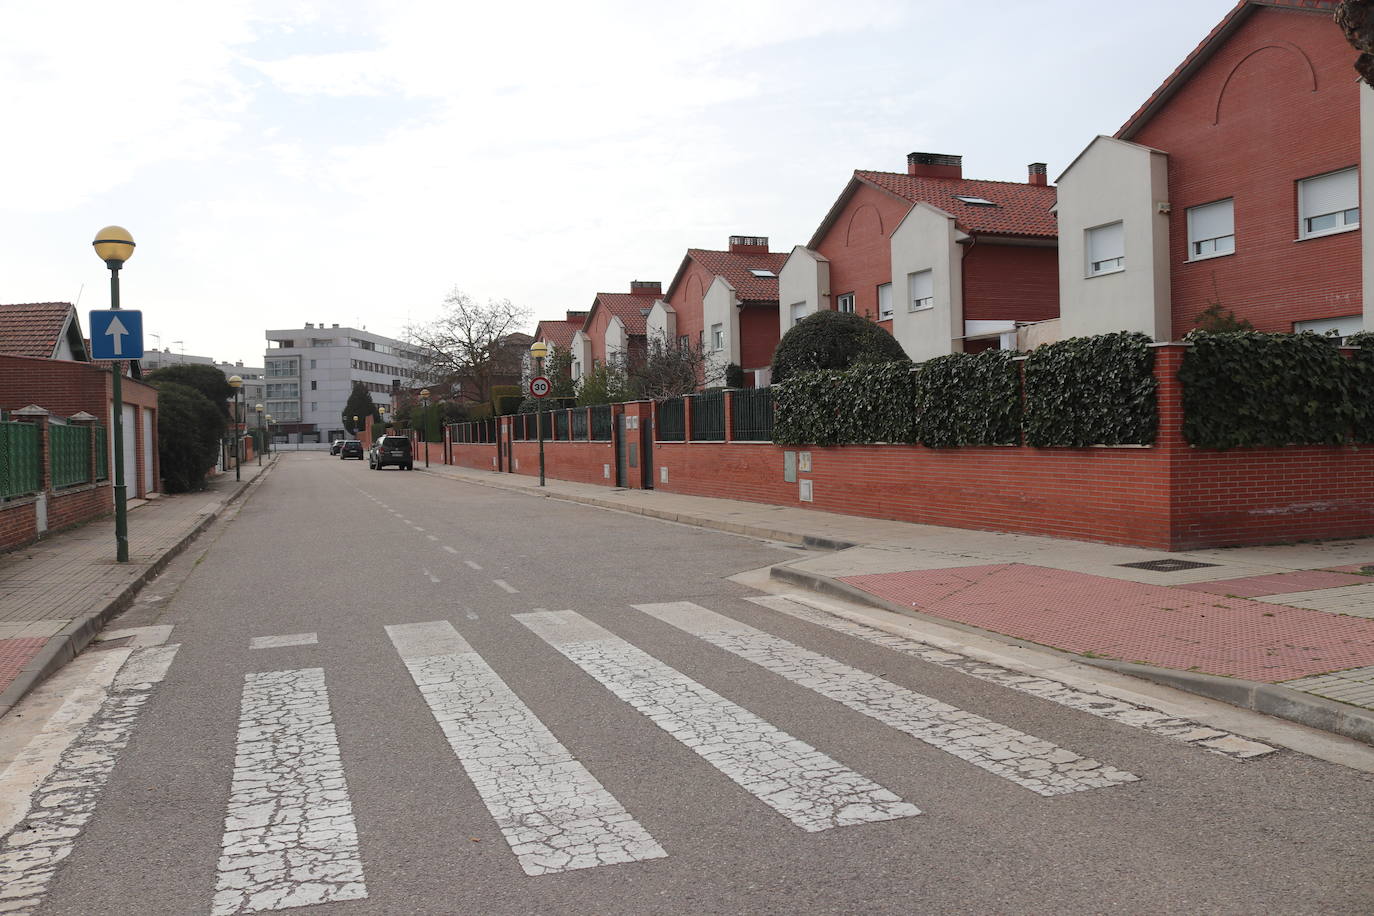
[5,453,1374,915]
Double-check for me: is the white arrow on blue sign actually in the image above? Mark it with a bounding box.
[89,310,144,360]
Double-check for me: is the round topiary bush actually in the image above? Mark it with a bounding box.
[770,310,910,384]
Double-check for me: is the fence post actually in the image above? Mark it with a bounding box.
[683,395,694,444]
[13,405,52,494]
[70,411,98,485]
[724,389,735,444]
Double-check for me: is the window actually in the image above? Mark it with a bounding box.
[266,382,299,399]
[309,359,316,369]
[711,323,724,351]
[678,334,690,350]
[310,402,318,411]
[1294,315,1363,340]
[952,195,996,206]
[837,293,855,313]
[1187,199,1234,260]
[266,358,298,377]
[908,271,933,311]
[1299,168,1359,239]
[790,302,808,327]
[748,268,776,277]
[1087,222,1125,275]
[266,400,299,421]
[310,380,317,390]
[877,283,893,320]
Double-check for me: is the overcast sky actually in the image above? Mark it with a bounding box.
[2,0,1250,367]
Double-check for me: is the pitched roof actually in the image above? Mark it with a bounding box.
[854,172,1058,240]
[672,249,789,303]
[0,302,86,360]
[589,293,653,336]
[1116,0,1338,140]
[535,318,582,350]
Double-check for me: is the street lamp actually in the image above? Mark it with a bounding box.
[92,226,135,563]
[228,375,243,481]
[529,340,548,487]
[255,403,264,465]
[420,387,431,468]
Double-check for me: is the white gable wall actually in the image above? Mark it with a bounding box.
[777,246,830,338]
[890,203,963,362]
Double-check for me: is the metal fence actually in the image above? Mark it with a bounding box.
[553,409,569,440]
[450,419,497,444]
[50,422,91,489]
[590,404,612,441]
[95,426,109,481]
[690,391,725,441]
[730,387,774,441]
[657,398,685,441]
[0,422,41,499]
[570,408,588,440]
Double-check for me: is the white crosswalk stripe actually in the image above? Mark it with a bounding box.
[749,593,1276,760]
[213,668,368,915]
[515,610,922,831]
[386,621,666,875]
[635,601,1139,796]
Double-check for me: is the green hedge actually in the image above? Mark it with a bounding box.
[1023,332,1156,447]
[1180,331,1350,448]
[913,350,1021,447]
[1349,331,1374,443]
[774,362,916,446]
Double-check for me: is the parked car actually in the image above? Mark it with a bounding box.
[339,440,364,460]
[368,435,413,470]
[330,439,345,455]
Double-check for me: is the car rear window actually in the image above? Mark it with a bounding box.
[380,437,410,448]
[344,440,360,446]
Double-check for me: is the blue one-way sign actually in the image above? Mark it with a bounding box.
[89,310,144,360]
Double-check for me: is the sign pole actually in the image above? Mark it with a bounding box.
[108,264,129,563]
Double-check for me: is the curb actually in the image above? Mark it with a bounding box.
[770,562,1374,748]
[0,461,272,720]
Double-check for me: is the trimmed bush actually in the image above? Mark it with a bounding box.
[774,361,916,446]
[913,350,1022,447]
[154,382,223,493]
[1023,332,1156,447]
[770,311,910,384]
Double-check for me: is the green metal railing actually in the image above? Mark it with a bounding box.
[657,398,685,441]
[690,391,725,441]
[571,408,588,440]
[554,409,569,440]
[95,426,109,480]
[730,388,774,441]
[50,423,91,489]
[0,422,41,499]
[590,405,612,441]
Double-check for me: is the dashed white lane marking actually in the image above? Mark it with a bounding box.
[413,526,425,532]
[421,568,441,584]
[464,560,483,571]
[427,535,439,542]
[213,668,367,915]
[443,546,458,555]
[249,633,318,650]
[750,594,1276,760]
[0,645,180,915]
[386,621,664,875]
[636,601,1138,796]
[516,610,920,831]
[492,579,519,594]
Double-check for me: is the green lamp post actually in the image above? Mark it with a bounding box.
[92,226,135,562]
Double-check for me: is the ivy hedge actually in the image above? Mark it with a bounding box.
[912,350,1022,447]
[773,362,916,446]
[1022,332,1157,447]
[1180,331,1353,448]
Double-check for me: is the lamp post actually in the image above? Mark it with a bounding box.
[228,375,243,481]
[420,388,431,468]
[255,403,264,465]
[92,226,135,563]
[529,341,548,487]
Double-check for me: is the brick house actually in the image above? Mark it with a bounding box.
[1057,0,1364,341]
[649,236,788,387]
[532,310,589,381]
[779,153,1060,362]
[571,282,660,381]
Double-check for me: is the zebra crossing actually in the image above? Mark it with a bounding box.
[0,596,1278,914]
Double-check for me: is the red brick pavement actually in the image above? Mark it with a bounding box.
[0,638,48,693]
[840,564,1374,682]
[1177,570,1370,598]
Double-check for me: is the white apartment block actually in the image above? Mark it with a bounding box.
[263,323,423,442]
[139,348,266,421]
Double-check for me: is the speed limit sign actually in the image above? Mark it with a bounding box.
[529,376,551,398]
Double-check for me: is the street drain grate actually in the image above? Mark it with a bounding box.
[1117,558,1220,572]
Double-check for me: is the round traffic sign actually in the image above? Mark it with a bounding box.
[529,376,551,398]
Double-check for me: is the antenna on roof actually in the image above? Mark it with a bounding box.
[73,283,84,308]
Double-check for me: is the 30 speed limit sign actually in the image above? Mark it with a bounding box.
[529,376,551,398]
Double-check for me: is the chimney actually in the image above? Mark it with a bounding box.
[728,235,769,254]
[305,322,314,328]
[907,152,962,179]
[565,310,590,320]
[1028,162,1048,187]
[630,280,661,296]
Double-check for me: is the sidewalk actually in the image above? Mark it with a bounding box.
[419,460,1374,745]
[0,459,270,718]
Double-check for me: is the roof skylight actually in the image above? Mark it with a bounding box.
[953,195,997,206]
[748,268,777,277]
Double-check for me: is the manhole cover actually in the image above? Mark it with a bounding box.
[1117,558,1220,572]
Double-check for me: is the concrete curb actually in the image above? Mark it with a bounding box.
[770,562,1374,747]
[0,460,273,719]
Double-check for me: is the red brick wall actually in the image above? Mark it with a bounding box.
[0,501,38,552]
[739,305,780,373]
[47,486,110,532]
[451,442,499,471]
[963,244,1060,323]
[510,439,616,485]
[1128,7,1361,335]
[668,262,713,349]
[815,183,910,323]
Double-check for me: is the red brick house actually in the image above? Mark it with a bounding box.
[651,236,788,387]
[780,153,1059,362]
[532,310,589,380]
[572,282,659,381]
[1056,0,1362,341]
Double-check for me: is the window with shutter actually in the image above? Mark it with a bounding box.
[1087,222,1125,276]
[908,271,933,311]
[1299,168,1359,239]
[1187,199,1234,260]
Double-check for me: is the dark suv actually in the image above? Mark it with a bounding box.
[339,440,364,459]
[368,435,413,470]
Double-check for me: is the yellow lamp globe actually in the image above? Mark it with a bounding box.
[92,226,136,265]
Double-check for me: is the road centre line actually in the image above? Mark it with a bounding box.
[443,546,458,554]
[492,579,519,594]
[635,601,1138,796]
[385,621,664,875]
[516,610,921,831]
[427,535,438,542]
[213,668,367,915]
[464,560,483,571]
[748,594,1276,760]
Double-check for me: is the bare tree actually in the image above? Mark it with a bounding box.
[627,336,725,400]
[1337,1,1374,84]
[407,289,532,408]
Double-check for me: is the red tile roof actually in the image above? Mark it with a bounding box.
[591,293,653,336]
[1116,1,1338,140]
[0,302,81,359]
[812,172,1058,244]
[535,319,582,350]
[678,249,789,302]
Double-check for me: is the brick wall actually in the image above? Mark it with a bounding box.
[0,501,38,552]
[668,262,713,350]
[962,243,1060,323]
[1128,7,1361,335]
[815,183,910,323]
[739,305,780,374]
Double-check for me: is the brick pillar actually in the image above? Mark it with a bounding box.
[683,395,694,444]
[13,405,52,492]
[724,390,735,443]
